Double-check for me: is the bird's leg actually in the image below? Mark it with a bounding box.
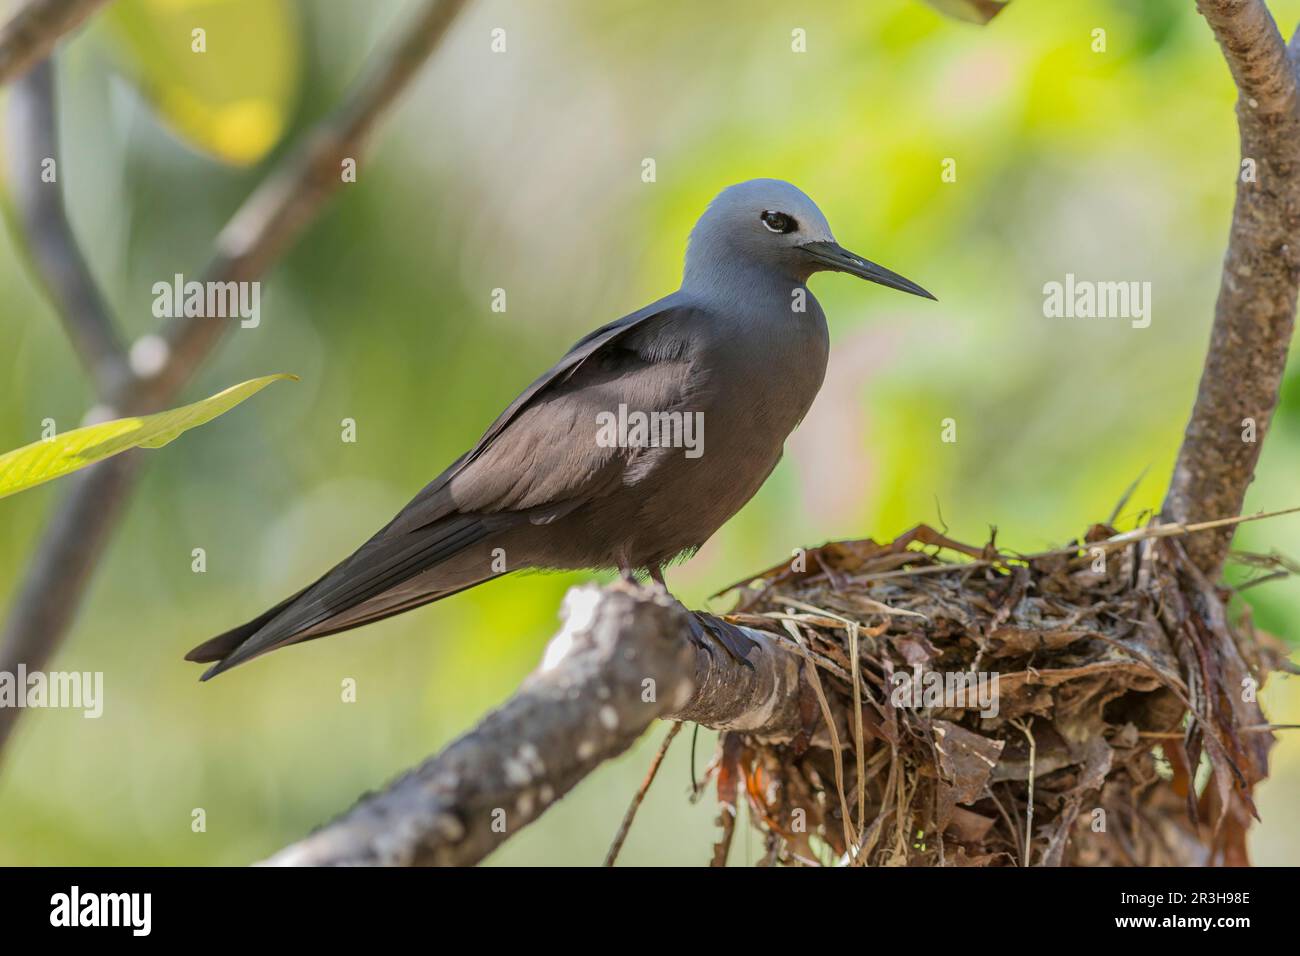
[613,561,752,665]
[641,564,755,665]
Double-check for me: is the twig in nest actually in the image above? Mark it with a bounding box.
[1236,571,1292,590]
[773,591,926,621]
[855,742,898,864]
[782,617,855,859]
[1011,717,1036,867]
[709,733,744,867]
[710,805,736,867]
[1043,506,1300,560]
[1139,724,1300,739]
[849,620,866,847]
[1108,467,1150,525]
[689,722,701,798]
[604,721,682,867]
[857,505,1300,586]
[985,784,1020,862]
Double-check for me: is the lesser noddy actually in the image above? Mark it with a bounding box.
[189,179,934,679]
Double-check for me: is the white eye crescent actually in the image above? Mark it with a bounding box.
[760,210,797,234]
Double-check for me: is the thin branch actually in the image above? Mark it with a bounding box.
[264,585,809,867]
[0,0,471,760]
[132,0,472,413]
[1010,716,1035,867]
[604,721,681,867]
[1164,1,1300,577]
[0,0,110,87]
[0,455,137,745]
[4,60,129,396]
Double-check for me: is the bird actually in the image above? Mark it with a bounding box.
[188,178,934,679]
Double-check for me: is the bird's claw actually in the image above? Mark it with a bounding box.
[688,612,757,670]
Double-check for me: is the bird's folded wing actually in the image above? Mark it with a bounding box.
[389,291,702,530]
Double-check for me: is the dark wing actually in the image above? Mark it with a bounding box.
[381,290,697,534]
[189,292,697,678]
[415,292,689,504]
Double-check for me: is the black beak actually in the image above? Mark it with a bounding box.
[799,241,936,301]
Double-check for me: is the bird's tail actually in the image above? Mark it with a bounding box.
[185,588,310,664]
[188,511,526,680]
[199,584,486,681]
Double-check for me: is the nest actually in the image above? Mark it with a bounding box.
[701,522,1292,866]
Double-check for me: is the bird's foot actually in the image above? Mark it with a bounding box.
[688,612,757,669]
[618,563,754,666]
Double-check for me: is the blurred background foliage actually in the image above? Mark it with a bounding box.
[1,0,1298,865]
[102,0,300,165]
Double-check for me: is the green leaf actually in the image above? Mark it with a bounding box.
[0,374,297,500]
[921,0,1010,25]
[102,0,300,165]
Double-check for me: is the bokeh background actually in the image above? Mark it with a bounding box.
[1,0,1298,865]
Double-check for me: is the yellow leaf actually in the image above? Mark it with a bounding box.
[0,374,297,499]
[103,0,300,165]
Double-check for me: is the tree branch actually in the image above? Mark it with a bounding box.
[1164,0,1300,576]
[0,0,470,760]
[264,585,807,867]
[0,0,110,88]
[5,60,129,396]
[0,456,138,709]
[131,0,471,414]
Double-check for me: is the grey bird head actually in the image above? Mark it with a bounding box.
[682,178,935,300]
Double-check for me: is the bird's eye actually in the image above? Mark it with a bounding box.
[760,210,797,234]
